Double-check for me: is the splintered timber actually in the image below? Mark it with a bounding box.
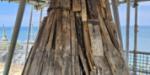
[22,0,129,75]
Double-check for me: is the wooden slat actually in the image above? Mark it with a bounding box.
[83,22,96,70]
[81,0,88,21]
[72,0,81,12]
[88,23,104,56]
[97,5,129,75]
[62,0,71,9]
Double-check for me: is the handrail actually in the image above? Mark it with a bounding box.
[126,50,150,74]
[127,51,150,55]
[130,68,150,74]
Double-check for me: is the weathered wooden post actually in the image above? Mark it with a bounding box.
[133,0,139,75]
[3,0,26,75]
[22,0,129,75]
[126,0,131,62]
[39,8,43,27]
[26,6,33,60]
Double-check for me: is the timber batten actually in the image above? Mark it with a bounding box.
[22,0,129,75]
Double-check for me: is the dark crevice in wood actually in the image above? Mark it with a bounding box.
[78,55,86,75]
[51,23,57,49]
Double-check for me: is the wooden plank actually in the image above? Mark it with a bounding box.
[86,0,99,19]
[70,12,80,75]
[62,0,71,9]
[78,45,90,75]
[88,23,104,56]
[81,0,88,21]
[53,9,63,75]
[62,10,72,75]
[83,22,96,70]
[97,6,129,75]
[72,0,81,12]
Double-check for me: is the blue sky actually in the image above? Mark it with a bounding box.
[119,2,150,26]
[0,2,47,27]
[0,1,150,27]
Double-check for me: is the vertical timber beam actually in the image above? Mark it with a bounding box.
[3,0,26,75]
[111,0,123,48]
[25,6,33,60]
[133,0,138,75]
[39,8,43,27]
[126,0,131,62]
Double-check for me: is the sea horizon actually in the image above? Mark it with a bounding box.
[0,26,150,52]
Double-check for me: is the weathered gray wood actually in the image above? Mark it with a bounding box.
[88,23,104,56]
[81,0,87,21]
[70,12,79,75]
[83,22,96,71]
[97,4,129,75]
[22,0,129,75]
[72,0,81,12]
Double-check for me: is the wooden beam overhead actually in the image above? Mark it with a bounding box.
[0,0,48,9]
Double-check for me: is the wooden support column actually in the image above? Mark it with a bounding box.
[133,0,139,75]
[25,6,33,60]
[111,0,123,48]
[126,0,131,62]
[39,8,43,27]
[3,0,26,75]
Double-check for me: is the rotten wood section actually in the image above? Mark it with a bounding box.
[22,0,129,75]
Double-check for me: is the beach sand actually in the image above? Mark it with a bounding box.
[0,63,24,75]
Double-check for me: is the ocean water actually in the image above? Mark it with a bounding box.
[0,26,150,52]
[0,26,39,43]
[121,26,150,52]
